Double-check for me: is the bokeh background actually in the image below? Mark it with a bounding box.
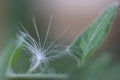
[0,0,120,60]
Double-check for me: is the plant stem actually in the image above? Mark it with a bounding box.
[7,73,68,80]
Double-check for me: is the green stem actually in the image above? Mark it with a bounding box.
[7,73,68,80]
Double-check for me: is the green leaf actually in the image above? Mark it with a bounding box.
[0,42,16,80]
[69,2,119,64]
[10,42,30,73]
[0,36,25,80]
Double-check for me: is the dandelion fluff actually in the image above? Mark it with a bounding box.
[18,16,73,73]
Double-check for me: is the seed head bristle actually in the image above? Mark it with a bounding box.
[18,16,73,73]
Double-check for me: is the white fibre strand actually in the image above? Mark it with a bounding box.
[18,17,71,73]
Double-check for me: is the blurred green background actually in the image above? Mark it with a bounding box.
[0,0,120,80]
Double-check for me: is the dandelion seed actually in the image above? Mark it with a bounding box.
[18,16,73,73]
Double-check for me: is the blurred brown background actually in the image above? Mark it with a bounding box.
[0,0,120,59]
